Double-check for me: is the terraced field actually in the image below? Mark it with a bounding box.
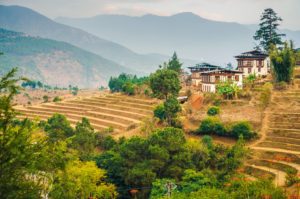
[15,94,158,136]
[247,67,300,188]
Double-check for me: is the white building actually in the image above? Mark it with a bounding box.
[235,50,270,77]
[188,63,243,93]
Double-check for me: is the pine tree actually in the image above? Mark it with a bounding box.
[167,52,183,73]
[254,8,285,51]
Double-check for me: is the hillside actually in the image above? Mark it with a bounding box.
[0,28,134,88]
[56,12,300,65]
[0,5,190,73]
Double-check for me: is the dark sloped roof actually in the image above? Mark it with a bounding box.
[200,68,243,74]
[188,62,222,70]
[235,50,268,59]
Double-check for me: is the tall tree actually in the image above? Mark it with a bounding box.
[149,68,181,100]
[167,52,183,73]
[254,8,285,51]
[270,42,296,83]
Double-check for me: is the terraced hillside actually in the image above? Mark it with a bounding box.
[246,67,300,187]
[15,94,158,136]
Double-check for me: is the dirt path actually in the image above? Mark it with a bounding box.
[249,165,286,186]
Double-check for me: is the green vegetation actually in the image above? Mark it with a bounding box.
[165,52,183,73]
[270,42,296,83]
[53,96,62,102]
[207,106,220,116]
[197,107,257,140]
[197,118,257,140]
[150,69,181,100]
[216,81,240,99]
[0,69,117,198]
[108,73,148,95]
[254,8,285,51]
[96,127,249,198]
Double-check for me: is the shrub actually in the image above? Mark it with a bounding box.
[197,117,226,136]
[153,104,166,122]
[53,96,62,102]
[207,106,220,116]
[43,95,49,102]
[274,81,288,90]
[260,82,272,109]
[230,121,256,140]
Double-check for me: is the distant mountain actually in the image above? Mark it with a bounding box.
[56,12,300,66]
[0,28,135,88]
[0,5,183,73]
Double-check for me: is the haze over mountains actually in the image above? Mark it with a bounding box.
[1,5,299,88]
[0,5,181,74]
[56,12,300,65]
[0,28,133,88]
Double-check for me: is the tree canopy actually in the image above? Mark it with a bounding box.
[254,8,285,51]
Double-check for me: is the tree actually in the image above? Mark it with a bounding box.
[164,96,182,126]
[0,68,59,198]
[270,42,296,83]
[153,103,166,122]
[167,52,183,73]
[50,160,117,199]
[70,118,98,160]
[150,69,181,100]
[254,8,285,51]
[44,113,74,143]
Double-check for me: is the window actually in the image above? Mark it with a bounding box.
[235,75,239,81]
[258,67,261,72]
[215,76,220,83]
[248,68,251,73]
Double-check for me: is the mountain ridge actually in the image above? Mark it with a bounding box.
[0,28,135,88]
[0,5,187,73]
[56,12,300,65]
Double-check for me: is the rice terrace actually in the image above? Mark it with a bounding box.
[1,1,300,199]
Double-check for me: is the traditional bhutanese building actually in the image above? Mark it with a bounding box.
[235,50,270,77]
[188,63,243,93]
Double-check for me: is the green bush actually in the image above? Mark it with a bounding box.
[197,117,226,136]
[53,96,62,102]
[207,106,220,116]
[230,121,257,140]
[43,95,49,102]
[153,104,166,122]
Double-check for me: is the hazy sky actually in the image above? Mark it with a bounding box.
[1,0,299,30]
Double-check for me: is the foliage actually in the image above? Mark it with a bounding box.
[70,118,98,160]
[71,86,79,96]
[167,52,183,73]
[43,95,49,102]
[53,96,62,102]
[254,8,285,51]
[164,96,182,126]
[216,81,240,99]
[0,69,63,198]
[154,103,166,122]
[260,82,272,109]
[108,73,148,95]
[270,42,296,83]
[207,106,220,116]
[49,160,117,199]
[230,121,257,140]
[150,178,177,199]
[197,118,256,140]
[244,74,257,89]
[150,69,181,100]
[197,117,227,136]
[44,113,74,143]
